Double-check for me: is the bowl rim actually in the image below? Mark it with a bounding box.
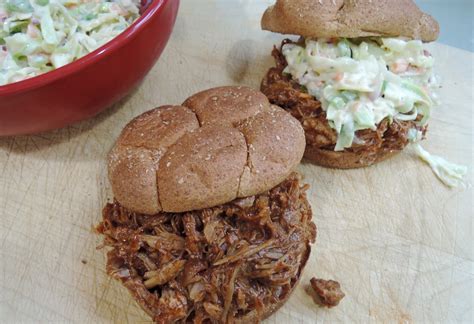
[0,0,170,96]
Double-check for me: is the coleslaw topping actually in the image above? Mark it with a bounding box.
[407,129,468,188]
[282,37,439,151]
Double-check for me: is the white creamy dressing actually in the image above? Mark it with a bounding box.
[283,37,467,187]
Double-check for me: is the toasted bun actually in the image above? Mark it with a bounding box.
[262,0,439,42]
[108,86,306,214]
[304,145,399,169]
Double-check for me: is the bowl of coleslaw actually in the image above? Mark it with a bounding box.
[0,0,179,135]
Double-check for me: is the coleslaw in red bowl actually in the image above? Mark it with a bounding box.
[0,0,179,135]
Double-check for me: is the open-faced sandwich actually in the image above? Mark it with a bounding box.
[97,86,317,323]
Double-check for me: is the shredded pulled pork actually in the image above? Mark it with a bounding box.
[97,173,316,323]
[260,40,427,155]
[310,278,345,308]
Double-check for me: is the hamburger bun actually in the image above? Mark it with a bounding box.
[108,86,306,214]
[262,0,439,42]
[304,145,400,169]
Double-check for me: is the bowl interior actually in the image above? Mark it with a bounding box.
[0,0,168,96]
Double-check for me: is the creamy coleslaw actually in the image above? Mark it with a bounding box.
[283,37,467,187]
[282,37,439,151]
[0,0,141,86]
[407,129,468,188]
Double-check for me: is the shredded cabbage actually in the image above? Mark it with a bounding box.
[282,38,439,151]
[413,143,468,188]
[407,129,468,188]
[0,0,140,86]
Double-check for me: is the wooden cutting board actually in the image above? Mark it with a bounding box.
[0,1,472,322]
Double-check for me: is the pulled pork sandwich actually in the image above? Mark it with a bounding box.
[260,0,441,169]
[97,86,317,323]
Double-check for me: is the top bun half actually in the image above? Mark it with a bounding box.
[262,0,439,42]
[108,86,306,214]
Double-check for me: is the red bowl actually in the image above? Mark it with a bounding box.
[0,0,179,136]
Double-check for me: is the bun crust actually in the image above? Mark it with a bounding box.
[108,86,306,214]
[262,0,439,42]
[304,145,399,169]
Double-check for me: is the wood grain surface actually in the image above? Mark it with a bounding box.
[0,0,472,323]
